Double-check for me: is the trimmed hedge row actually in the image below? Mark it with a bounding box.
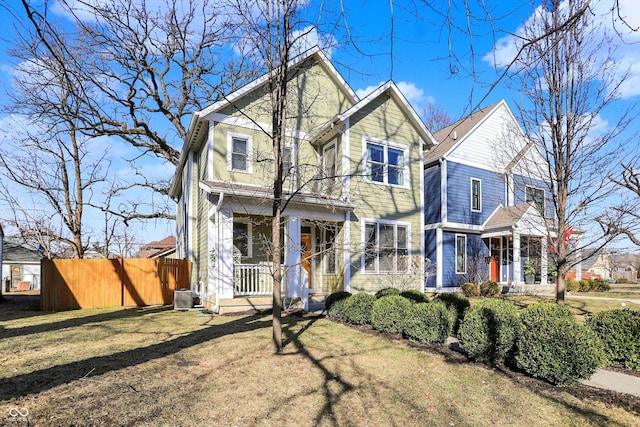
[327,290,632,386]
[325,289,453,345]
[586,309,640,370]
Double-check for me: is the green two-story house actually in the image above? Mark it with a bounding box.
[169,47,435,312]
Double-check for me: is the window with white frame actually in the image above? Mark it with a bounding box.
[471,178,482,212]
[364,138,408,187]
[363,221,409,273]
[283,143,296,180]
[525,185,544,212]
[324,226,338,274]
[322,141,337,192]
[233,219,252,258]
[455,234,466,274]
[227,133,253,173]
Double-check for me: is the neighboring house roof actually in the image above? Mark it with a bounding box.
[169,46,359,198]
[2,241,42,264]
[425,101,502,163]
[137,236,177,258]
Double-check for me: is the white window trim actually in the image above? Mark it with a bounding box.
[283,141,297,181]
[455,234,467,274]
[361,218,412,274]
[525,185,545,212]
[233,217,253,258]
[227,132,253,173]
[323,225,338,275]
[362,136,410,189]
[471,178,482,212]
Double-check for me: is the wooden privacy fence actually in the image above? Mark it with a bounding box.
[41,258,192,311]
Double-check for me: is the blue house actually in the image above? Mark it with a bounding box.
[424,100,560,292]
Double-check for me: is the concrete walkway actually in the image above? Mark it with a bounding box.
[566,294,640,305]
[581,369,640,397]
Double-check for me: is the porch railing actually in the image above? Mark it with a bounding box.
[233,264,288,296]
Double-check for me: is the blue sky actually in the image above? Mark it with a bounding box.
[0,0,638,250]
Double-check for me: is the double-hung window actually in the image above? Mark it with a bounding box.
[365,138,408,187]
[283,143,296,181]
[233,219,252,258]
[227,132,253,173]
[455,234,466,274]
[525,186,545,213]
[471,178,482,212]
[363,221,409,273]
[324,226,338,274]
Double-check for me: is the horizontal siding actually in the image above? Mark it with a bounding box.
[513,174,554,219]
[447,162,505,225]
[424,165,441,224]
[347,95,423,293]
[441,232,490,288]
[448,103,522,171]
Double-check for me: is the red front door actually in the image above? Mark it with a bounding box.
[490,238,500,282]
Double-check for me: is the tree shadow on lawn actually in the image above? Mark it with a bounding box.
[0,293,46,321]
[1,296,173,339]
[0,311,274,401]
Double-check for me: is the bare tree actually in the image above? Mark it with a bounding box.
[504,0,633,303]
[422,103,453,132]
[5,0,248,224]
[601,158,640,246]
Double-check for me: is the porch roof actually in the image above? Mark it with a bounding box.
[481,203,547,237]
[199,180,357,212]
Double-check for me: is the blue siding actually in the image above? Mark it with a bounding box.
[446,162,505,225]
[513,174,554,218]
[441,231,490,288]
[424,165,441,224]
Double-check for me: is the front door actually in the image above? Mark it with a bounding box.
[301,234,312,289]
[490,238,500,282]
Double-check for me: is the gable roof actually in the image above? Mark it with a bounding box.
[425,100,503,163]
[137,236,177,258]
[170,46,358,198]
[2,241,42,264]
[309,80,436,147]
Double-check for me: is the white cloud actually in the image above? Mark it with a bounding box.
[356,81,434,113]
[483,0,640,100]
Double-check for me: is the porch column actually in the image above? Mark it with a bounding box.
[513,232,521,285]
[217,207,234,299]
[285,217,303,298]
[206,204,217,301]
[436,227,443,290]
[575,233,582,281]
[541,236,548,285]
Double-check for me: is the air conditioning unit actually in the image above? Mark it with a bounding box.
[174,289,193,310]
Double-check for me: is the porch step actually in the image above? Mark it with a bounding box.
[218,296,272,314]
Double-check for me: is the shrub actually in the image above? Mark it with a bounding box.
[400,289,430,304]
[516,305,605,385]
[480,281,500,297]
[579,279,592,292]
[586,309,640,370]
[375,287,401,299]
[343,293,376,325]
[458,298,521,366]
[403,301,453,345]
[590,278,611,292]
[433,292,470,333]
[519,302,574,327]
[326,298,348,321]
[461,282,480,297]
[565,277,579,292]
[325,291,351,311]
[371,295,412,334]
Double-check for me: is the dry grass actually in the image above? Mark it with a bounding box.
[0,294,639,426]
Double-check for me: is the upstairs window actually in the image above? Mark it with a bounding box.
[283,143,296,181]
[526,186,545,212]
[227,132,253,173]
[365,139,408,187]
[471,178,482,212]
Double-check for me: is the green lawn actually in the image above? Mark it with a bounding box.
[1,295,638,426]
